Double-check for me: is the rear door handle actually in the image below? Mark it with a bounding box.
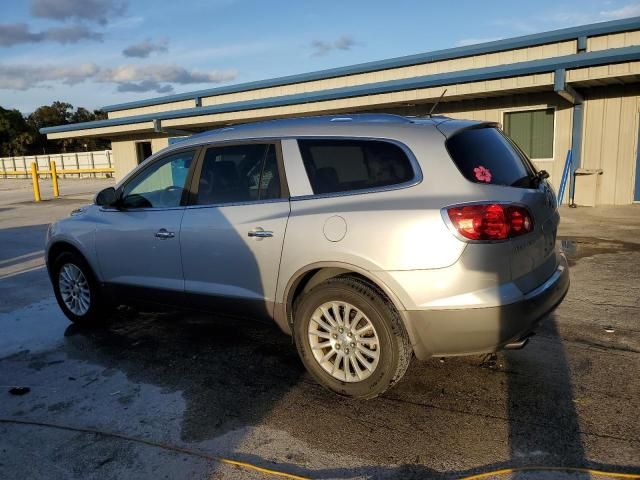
[248,228,273,238]
[155,228,175,239]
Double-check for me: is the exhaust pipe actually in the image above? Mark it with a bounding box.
[504,332,535,350]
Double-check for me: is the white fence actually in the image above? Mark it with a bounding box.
[0,150,113,178]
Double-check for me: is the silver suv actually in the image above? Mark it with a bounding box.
[46,114,569,398]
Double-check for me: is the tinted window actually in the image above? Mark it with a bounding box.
[298,139,414,195]
[122,150,195,208]
[446,128,536,188]
[504,108,554,159]
[196,144,282,205]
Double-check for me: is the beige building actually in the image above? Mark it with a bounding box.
[43,17,640,205]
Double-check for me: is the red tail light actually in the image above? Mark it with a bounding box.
[446,203,533,241]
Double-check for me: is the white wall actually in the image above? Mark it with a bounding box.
[0,150,113,179]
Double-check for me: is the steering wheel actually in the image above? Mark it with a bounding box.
[160,186,183,206]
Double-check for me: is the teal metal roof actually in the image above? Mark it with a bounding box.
[41,45,640,135]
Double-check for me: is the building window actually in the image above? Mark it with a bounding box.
[503,108,554,159]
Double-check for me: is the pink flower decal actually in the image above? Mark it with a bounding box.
[473,165,492,183]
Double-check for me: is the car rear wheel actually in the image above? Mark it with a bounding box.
[52,251,111,325]
[294,276,412,399]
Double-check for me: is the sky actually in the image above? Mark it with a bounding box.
[1,0,639,114]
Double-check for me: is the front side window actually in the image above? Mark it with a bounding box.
[297,139,414,195]
[195,143,282,205]
[503,108,554,159]
[121,150,195,209]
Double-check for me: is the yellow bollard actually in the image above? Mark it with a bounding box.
[31,162,41,202]
[50,160,59,198]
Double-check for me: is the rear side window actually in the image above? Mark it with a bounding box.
[446,127,536,188]
[298,139,414,195]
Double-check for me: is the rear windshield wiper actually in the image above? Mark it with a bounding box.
[511,170,549,188]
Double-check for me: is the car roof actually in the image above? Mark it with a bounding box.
[153,113,495,162]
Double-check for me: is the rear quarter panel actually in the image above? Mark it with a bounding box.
[276,127,475,306]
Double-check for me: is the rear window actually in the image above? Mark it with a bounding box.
[446,127,537,188]
[298,139,414,195]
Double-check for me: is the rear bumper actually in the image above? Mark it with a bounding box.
[405,255,570,360]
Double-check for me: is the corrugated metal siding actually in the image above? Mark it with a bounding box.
[588,30,640,51]
[108,99,198,119]
[197,42,574,108]
[567,60,640,82]
[581,84,640,204]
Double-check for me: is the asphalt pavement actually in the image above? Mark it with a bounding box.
[0,180,638,479]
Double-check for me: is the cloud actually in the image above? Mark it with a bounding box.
[0,63,100,89]
[0,23,103,47]
[30,0,127,25]
[0,62,238,92]
[116,80,174,93]
[545,3,640,26]
[599,4,640,19]
[122,38,168,58]
[310,35,357,56]
[0,24,41,46]
[494,3,640,34]
[455,37,503,47]
[42,25,103,44]
[99,64,238,85]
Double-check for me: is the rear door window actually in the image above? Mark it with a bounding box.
[446,127,537,188]
[297,139,414,195]
[195,143,283,205]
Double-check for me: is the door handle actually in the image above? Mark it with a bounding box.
[248,229,273,238]
[155,228,175,239]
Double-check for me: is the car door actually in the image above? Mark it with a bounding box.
[180,142,290,320]
[95,148,199,299]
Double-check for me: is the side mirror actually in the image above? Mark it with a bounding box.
[95,187,118,207]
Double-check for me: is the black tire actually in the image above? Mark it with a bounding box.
[293,276,412,399]
[51,251,112,326]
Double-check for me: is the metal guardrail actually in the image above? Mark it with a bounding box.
[1,161,114,202]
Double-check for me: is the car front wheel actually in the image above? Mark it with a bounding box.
[293,276,412,399]
[52,251,111,325]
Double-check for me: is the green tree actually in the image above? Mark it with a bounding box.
[1,102,111,156]
[0,107,31,156]
[27,102,109,154]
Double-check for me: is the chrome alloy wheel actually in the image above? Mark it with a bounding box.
[58,263,90,316]
[308,301,380,382]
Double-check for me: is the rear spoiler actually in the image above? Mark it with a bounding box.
[436,119,500,139]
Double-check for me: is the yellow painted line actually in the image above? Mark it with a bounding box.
[459,466,640,479]
[2,419,639,480]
